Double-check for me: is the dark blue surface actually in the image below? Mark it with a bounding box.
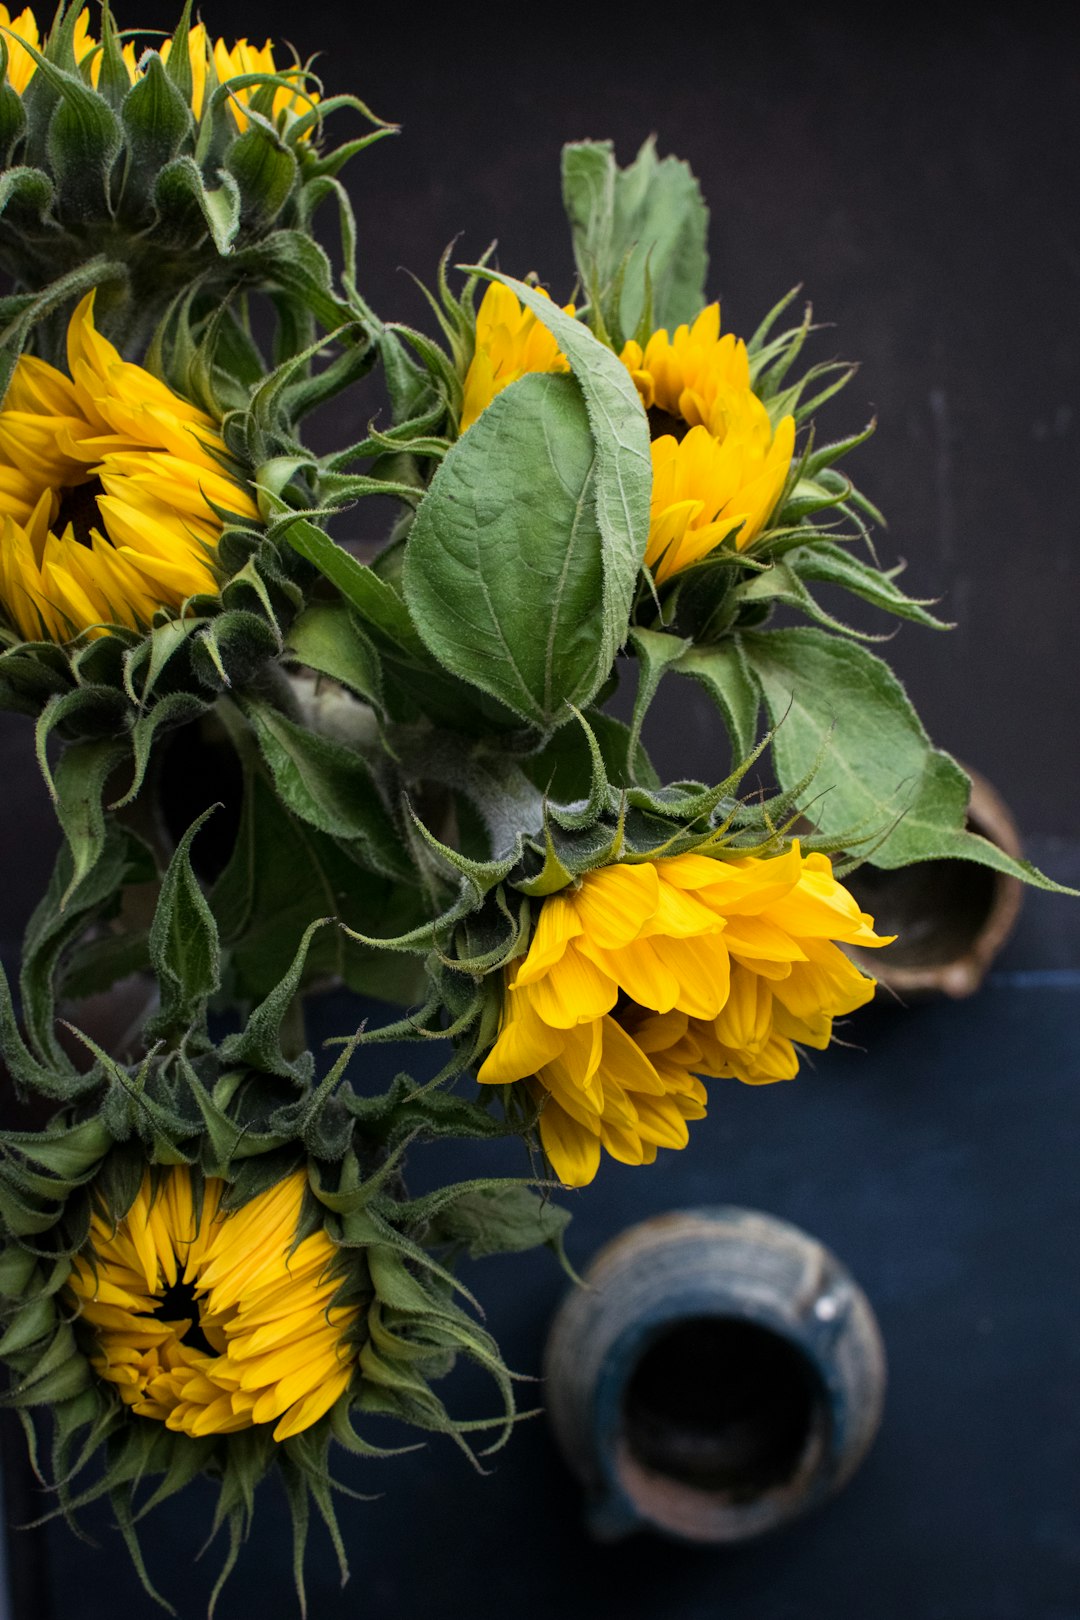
[20,842,1079,1619]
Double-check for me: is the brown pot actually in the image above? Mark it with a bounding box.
[843,767,1024,998]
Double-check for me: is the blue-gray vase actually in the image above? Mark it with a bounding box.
[544,1207,886,1544]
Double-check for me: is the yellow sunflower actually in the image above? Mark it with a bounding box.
[459,282,574,434]
[646,417,796,582]
[477,845,892,1187]
[67,1168,360,1443]
[620,303,795,580]
[0,9,316,133]
[0,292,259,643]
[0,3,97,91]
[621,304,799,583]
[621,302,765,437]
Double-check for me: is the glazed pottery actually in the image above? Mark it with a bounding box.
[843,767,1023,997]
[544,1207,885,1543]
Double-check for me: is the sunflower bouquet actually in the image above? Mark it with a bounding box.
[0,4,1067,1610]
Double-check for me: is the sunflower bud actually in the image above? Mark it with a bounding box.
[0,2,392,371]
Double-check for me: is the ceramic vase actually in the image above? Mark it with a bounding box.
[544,1207,886,1544]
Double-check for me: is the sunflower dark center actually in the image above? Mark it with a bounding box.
[647,405,690,443]
[152,1276,215,1356]
[54,477,105,547]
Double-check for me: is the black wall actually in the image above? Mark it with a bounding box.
[2,3,1078,941]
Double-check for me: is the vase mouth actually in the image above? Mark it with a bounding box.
[843,766,1024,997]
[613,1313,832,1542]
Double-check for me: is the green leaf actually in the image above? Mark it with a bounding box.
[675,640,762,762]
[241,697,411,879]
[428,1183,570,1259]
[145,808,221,1045]
[284,600,383,709]
[485,272,651,608]
[742,627,1073,887]
[410,267,651,723]
[562,137,709,345]
[404,374,608,728]
[404,265,654,733]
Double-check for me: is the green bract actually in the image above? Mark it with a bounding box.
[0,0,391,383]
[0,818,565,1611]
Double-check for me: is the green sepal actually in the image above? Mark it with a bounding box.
[118,53,193,209]
[0,77,26,159]
[17,823,151,1077]
[29,49,123,225]
[226,125,297,227]
[153,153,241,252]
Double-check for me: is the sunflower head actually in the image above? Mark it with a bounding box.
[0,285,335,771]
[0,2,390,369]
[0,860,538,1606]
[618,305,796,584]
[477,843,892,1186]
[340,715,892,1189]
[68,1166,363,1442]
[0,290,258,645]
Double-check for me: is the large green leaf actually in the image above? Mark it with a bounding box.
[491,272,651,599]
[403,270,649,732]
[741,627,1071,888]
[404,374,608,728]
[562,137,709,345]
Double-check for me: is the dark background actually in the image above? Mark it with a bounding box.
[5,1,1080,934]
[1,5,1079,1617]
